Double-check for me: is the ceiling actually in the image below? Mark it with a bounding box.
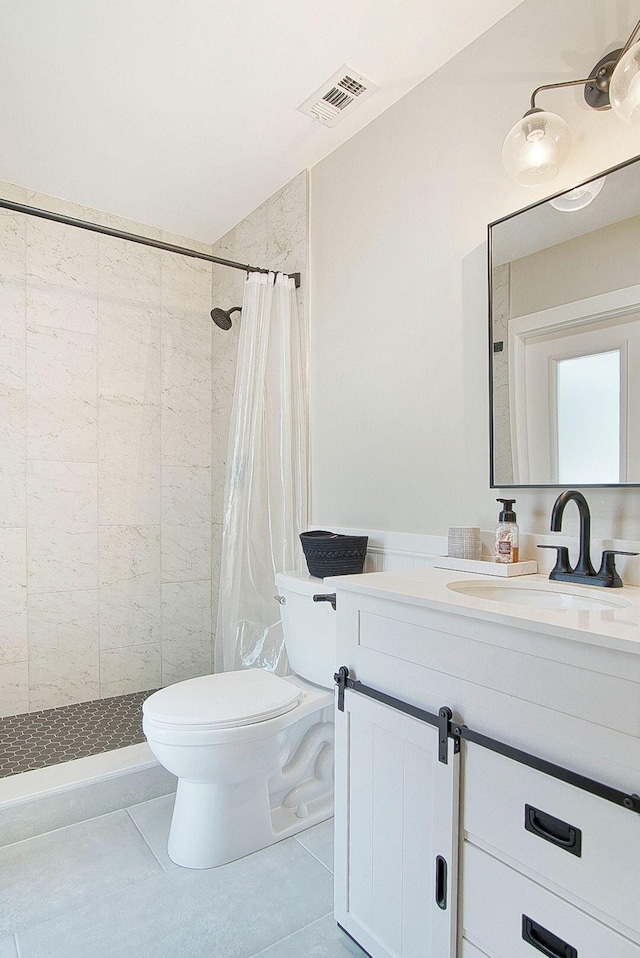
[0,0,524,243]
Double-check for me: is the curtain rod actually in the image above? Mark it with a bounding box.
[0,197,301,289]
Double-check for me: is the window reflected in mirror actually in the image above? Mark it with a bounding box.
[489,154,640,487]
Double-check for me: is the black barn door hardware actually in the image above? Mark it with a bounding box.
[335,667,640,815]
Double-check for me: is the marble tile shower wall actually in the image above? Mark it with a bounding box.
[0,184,218,715]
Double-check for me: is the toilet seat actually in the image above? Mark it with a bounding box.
[143,669,302,730]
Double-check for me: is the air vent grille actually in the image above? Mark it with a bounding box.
[339,75,367,96]
[298,65,379,126]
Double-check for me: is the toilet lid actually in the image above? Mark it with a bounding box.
[142,669,302,729]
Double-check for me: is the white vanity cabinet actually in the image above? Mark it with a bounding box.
[331,569,640,958]
[334,683,459,958]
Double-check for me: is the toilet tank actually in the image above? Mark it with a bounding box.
[275,571,338,690]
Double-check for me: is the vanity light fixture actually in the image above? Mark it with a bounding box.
[502,19,640,186]
[548,174,606,212]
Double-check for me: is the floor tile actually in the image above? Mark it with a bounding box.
[0,810,162,936]
[0,690,152,778]
[126,792,176,870]
[16,837,334,958]
[0,937,18,958]
[294,818,334,872]
[250,915,368,957]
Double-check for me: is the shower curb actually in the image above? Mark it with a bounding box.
[0,744,176,847]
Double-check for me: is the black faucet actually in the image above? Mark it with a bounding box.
[538,490,637,588]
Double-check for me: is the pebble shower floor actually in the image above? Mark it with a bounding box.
[0,690,153,778]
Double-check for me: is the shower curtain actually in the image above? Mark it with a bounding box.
[215,272,307,675]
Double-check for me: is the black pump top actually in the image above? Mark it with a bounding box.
[497,498,517,523]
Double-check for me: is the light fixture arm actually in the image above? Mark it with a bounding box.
[503,18,640,186]
[618,18,640,61]
[529,76,594,111]
[528,19,640,113]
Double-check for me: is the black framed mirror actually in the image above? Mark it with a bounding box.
[489,154,640,488]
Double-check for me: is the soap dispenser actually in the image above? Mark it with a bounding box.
[495,499,519,564]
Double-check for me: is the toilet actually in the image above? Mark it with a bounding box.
[142,571,336,869]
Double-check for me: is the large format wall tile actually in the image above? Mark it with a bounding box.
[99,525,161,649]
[26,461,98,594]
[0,210,26,391]
[0,527,27,668]
[0,388,26,528]
[98,238,161,408]
[0,528,27,595]
[161,466,211,583]
[26,324,97,462]
[161,581,211,685]
[100,644,161,697]
[266,170,308,274]
[28,591,99,709]
[0,662,28,717]
[98,301,161,407]
[98,400,160,526]
[26,218,98,334]
[161,254,211,469]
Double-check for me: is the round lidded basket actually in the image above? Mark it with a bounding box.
[299,530,368,579]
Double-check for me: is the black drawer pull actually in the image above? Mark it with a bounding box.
[522,915,577,958]
[435,855,447,910]
[525,805,582,857]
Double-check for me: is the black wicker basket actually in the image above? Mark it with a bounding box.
[300,530,368,579]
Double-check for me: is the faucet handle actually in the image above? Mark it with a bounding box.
[596,550,639,588]
[538,544,572,577]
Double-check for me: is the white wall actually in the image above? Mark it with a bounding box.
[309,0,640,544]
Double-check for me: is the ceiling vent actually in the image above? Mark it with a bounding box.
[297,66,379,126]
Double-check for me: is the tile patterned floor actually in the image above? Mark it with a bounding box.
[0,801,367,958]
[0,691,154,778]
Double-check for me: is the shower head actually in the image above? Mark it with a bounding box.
[210,306,241,330]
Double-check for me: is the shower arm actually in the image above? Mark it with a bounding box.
[0,196,302,289]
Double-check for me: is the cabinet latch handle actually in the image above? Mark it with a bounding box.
[435,855,447,910]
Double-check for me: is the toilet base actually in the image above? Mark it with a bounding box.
[164,700,334,869]
[168,777,276,869]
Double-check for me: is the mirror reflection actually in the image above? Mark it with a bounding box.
[489,155,640,487]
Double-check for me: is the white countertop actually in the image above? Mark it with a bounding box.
[326,568,640,656]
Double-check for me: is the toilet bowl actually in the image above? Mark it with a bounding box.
[143,572,337,869]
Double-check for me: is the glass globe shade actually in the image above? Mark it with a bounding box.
[502,110,571,186]
[610,41,640,123]
[549,175,606,212]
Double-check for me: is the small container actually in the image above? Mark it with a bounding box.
[299,530,368,578]
[448,526,482,561]
[495,499,519,564]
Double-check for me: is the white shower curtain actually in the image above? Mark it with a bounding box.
[215,272,308,675]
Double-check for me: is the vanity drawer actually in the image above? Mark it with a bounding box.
[462,841,640,958]
[460,940,491,958]
[463,742,640,934]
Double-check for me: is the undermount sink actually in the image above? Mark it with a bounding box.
[447,580,632,611]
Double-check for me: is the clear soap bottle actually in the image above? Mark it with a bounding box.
[495,498,519,564]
